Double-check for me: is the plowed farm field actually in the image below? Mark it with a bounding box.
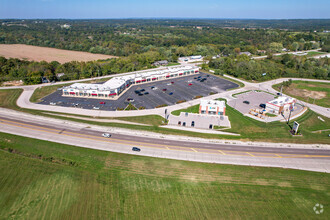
[0,44,117,63]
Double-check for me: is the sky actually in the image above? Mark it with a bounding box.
[0,0,329,19]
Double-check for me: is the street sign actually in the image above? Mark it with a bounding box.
[292,121,299,135]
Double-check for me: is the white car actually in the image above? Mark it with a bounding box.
[93,106,100,110]
[167,83,172,85]
[102,133,111,138]
[49,102,56,105]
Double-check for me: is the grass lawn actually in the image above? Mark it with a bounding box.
[273,80,330,108]
[171,104,200,116]
[307,51,326,57]
[1,89,329,144]
[0,132,329,219]
[30,83,72,103]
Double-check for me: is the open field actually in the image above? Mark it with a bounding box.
[0,132,329,219]
[1,89,329,143]
[273,80,330,108]
[0,44,117,63]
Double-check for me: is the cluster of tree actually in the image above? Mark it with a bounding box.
[0,19,328,58]
[208,54,329,81]
[0,51,164,85]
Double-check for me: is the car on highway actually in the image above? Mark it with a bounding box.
[132,147,141,152]
[188,83,193,86]
[93,106,100,109]
[102,133,111,138]
[99,101,105,104]
[49,102,56,105]
[167,83,172,85]
[243,100,250,104]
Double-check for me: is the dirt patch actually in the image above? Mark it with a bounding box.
[0,44,117,63]
[286,87,326,100]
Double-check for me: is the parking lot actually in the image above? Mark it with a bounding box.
[39,72,239,111]
[228,91,303,115]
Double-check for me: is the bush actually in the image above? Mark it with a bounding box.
[176,100,187,104]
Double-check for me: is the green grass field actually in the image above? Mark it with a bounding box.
[273,81,330,108]
[307,51,326,57]
[0,132,329,219]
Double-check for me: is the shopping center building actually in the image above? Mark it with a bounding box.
[62,66,199,99]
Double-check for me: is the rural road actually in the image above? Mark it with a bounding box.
[0,108,329,173]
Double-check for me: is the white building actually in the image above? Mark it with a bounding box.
[199,100,226,116]
[62,66,199,99]
[265,96,296,114]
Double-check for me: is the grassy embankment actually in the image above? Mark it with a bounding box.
[1,88,329,143]
[0,132,329,219]
[273,80,330,108]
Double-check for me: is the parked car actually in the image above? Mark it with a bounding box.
[99,101,105,104]
[206,75,210,77]
[93,106,100,109]
[162,88,167,91]
[127,98,134,102]
[188,83,193,86]
[144,92,149,95]
[259,104,266,108]
[169,92,173,95]
[132,147,141,152]
[140,89,145,92]
[138,93,143,96]
[171,81,174,84]
[102,133,111,138]
[243,101,250,104]
[151,86,155,89]
[49,102,56,105]
[167,83,172,86]
[151,87,157,90]
[134,90,140,94]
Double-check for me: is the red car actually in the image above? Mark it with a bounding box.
[171,81,174,84]
[188,83,193,86]
[162,88,167,91]
[99,102,105,104]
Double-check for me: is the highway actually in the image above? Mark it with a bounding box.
[0,109,329,173]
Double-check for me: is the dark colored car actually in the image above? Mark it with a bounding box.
[277,92,282,96]
[169,92,173,95]
[171,81,174,84]
[138,93,143,96]
[140,89,145,92]
[135,90,141,94]
[151,86,155,89]
[259,104,266,108]
[206,75,210,77]
[243,101,250,104]
[144,92,149,95]
[132,147,141,152]
[162,88,167,91]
